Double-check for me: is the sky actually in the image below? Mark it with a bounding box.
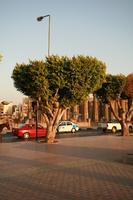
[0,0,133,104]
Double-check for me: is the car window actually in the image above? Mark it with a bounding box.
[67,121,72,125]
[38,124,43,128]
[59,122,66,126]
[18,123,25,128]
[28,124,33,128]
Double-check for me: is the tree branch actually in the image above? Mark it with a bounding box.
[109,100,121,121]
[44,99,54,119]
[126,100,133,121]
[42,113,49,125]
[117,99,122,110]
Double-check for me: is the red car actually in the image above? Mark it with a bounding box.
[12,123,47,139]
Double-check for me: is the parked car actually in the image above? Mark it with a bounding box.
[0,122,10,134]
[57,121,79,133]
[12,123,47,139]
[98,119,133,133]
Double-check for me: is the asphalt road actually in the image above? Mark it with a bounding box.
[0,129,100,143]
[1,128,133,143]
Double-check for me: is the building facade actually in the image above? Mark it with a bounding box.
[61,95,129,128]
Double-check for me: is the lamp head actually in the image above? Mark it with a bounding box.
[37,16,44,21]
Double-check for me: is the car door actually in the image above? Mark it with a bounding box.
[37,124,47,137]
[58,121,67,132]
[28,124,36,137]
[66,121,73,132]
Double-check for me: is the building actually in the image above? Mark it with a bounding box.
[61,95,129,128]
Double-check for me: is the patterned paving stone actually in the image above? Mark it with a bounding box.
[0,135,133,200]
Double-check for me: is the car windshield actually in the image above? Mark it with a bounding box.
[67,121,72,125]
[59,122,66,126]
[108,119,119,123]
[18,123,26,128]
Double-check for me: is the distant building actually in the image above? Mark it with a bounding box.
[0,101,14,115]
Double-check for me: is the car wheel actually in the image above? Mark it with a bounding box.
[56,129,60,135]
[112,127,117,133]
[129,126,133,133]
[23,132,30,139]
[1,127,8,134]
[103,128,107,133]
[71,128,76,133]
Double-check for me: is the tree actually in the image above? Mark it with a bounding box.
[96,74,133,136]
[0,54,3,62]
[124,73,133,99]
[12,55,106,143]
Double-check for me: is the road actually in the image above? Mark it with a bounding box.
[1,128,133,143]
[1,129,100,143]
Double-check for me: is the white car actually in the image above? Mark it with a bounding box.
[98,120,133,133]
[57,121,79,133]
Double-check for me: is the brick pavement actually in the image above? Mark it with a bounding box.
[0,135,133,200]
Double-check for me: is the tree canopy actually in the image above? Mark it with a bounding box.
[12,60,48,99]
[0,54,3,62]
[123,73,133,99]
[12,55,106,107]
[96,74,126,103]
[96,73,133,136]
[12,55,106,143]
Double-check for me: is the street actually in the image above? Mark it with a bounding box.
[1,129,99,143]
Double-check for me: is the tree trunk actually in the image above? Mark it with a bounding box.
[43,106,67,143]
[46,110,64,143]
[46,123,56,144]
[121,121,129,136]
[109,100,130,137]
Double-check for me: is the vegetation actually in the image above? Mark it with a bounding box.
[0,54,3,62]
[12,55,106,143]
[96,73,133,136]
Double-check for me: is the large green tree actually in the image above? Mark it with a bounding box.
[0,54,3,62]
[96,74,133,136]
[12,55,106,143]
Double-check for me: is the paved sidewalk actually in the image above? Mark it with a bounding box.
[0,135,133,200]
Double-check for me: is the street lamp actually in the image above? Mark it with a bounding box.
[37,15,51,56]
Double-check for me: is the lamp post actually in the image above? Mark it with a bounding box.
[37,15,51,56]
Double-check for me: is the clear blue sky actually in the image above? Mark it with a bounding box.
[0,0,133,104]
